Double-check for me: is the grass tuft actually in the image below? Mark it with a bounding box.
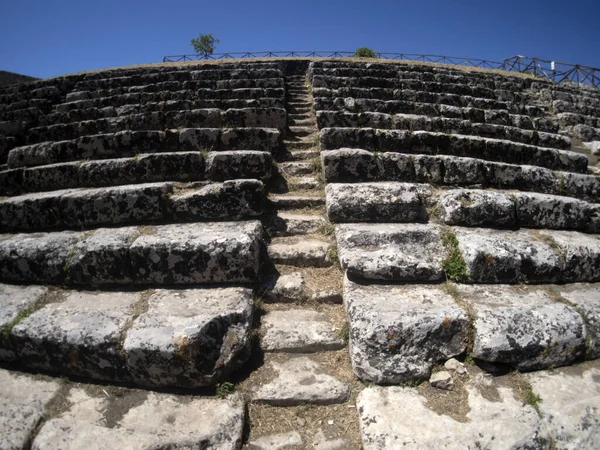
[441,230,469,282]
[215,381,236,398]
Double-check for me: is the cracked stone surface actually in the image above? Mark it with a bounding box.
[11,290,138,381]
[345,276,468,383]
[123,287,253,388]
[171,179,266,220]
[357,383,550,449]
[558,284,600,359]
[0,283,47,360]
[0,370,61,450]
[458,285,587,370]
[336,223,446,281]
[263,272,307,303]
[326,182,431,223]
[33,389,245,450]
[261,309,344,353]
[252,356,350,406]
[0,230,83,284]
[129,221,262,284]
[439,189,516,227]
[268,238,331,268]
[526,364,600,450]
[455,227,563,283]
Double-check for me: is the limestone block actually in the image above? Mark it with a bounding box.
[206,150,272,181]
[124,287,252,387]
[440,189,516,227]
[336,223,446,281]
[345,278,468,383]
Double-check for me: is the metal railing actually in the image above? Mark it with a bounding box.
[161,51,600,87]
[501,55,600,87]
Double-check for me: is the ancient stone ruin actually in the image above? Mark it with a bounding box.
[0,58,599,448]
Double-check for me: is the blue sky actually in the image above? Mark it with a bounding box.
[1,0,598,78]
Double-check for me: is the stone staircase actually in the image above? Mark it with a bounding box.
[0,59,599,449]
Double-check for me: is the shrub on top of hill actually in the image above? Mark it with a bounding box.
[354,47,377,58]
[191,33,220,59]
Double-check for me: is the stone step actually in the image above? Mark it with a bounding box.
[356,361,600,449]
[268,211,327,236]
[8,127,282,169]
[38,105,287,131]
[56,95,285,113]
[320,128,588,174]
[260,309,345,353]
[1,150,272,196]
[284,140,316,150]
[320,149,599,202]
[0,368,245,449]
[289,148,320,160]
[0,284,255,387]
[269,193,325,209]
[325,182,600,233]
[25,108,287,145]
[0,221,261,285]
[260,266,344,304]
[326,182,432,223]
[288,126,317,137]
[248,354,351,406]
[316,110,570,149]
[336,222,600,283]
[439,188,599,232]
[344,277,600,383]
[288,116,314,126]
[279,161,314,176]
[314,86,513,113]
[0,179,265,231]
[454,227,600,283]
[289,176,320,190]
[268,236,332,267]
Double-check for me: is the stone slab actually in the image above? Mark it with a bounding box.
[526,365,600,450]
[559,284,600,359]
[344,277,468,383]
[171,179,266,220]
[33,391,245,450]
[336,223,446,281]
[455,227,564,283]
[0,370,60,450]
[538,230,600,283]
[0,283,47,360]
[11,290,138,381]
[263,272,308,303]
[357,384,550,449]
[440,189,516,227]
[326,182,430,223]
[458,285,587,370]
[0,230,83,284]
[129,221,262,284]
[268,238,331,268]
[269,212,326,237]
[261,309,344,352]
[252,356,350,406]
[206,150,272,182]
[123,287,253,387]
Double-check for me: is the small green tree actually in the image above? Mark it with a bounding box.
[191,33,220,59]
[354,47,377,58]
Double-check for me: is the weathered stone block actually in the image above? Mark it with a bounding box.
[336,223,446,281]
[321,148,378,182]
[171,179,265,220]
[455,228,563,283]
[11,290,138,380]
[326,182,430,223]
[514,192,590,230]
[59,182,172,228]
[459,285,586,370]
[440,189,516,227]
[345,277,468,383]
[129,221,261,284]
[206,150,272,181]
[124,287,252,387]
[0,231,82,284]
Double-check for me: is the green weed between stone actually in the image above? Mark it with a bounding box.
[2,305,37,340]
[338,322,350,343]
[215,381,236,398]
[524,385,543,410]
[441,230,469,282]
